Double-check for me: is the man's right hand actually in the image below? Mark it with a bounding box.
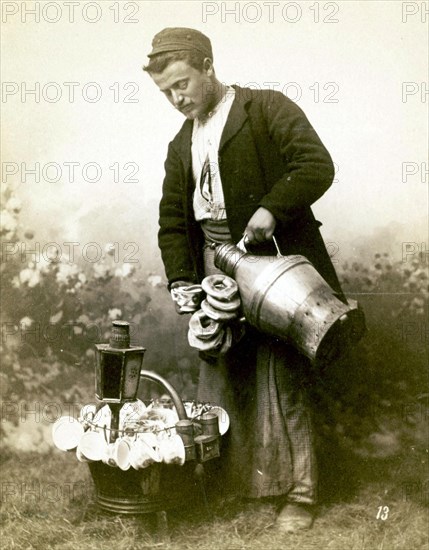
[244,206,277,244]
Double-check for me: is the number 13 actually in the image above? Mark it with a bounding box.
[376,506,389,520]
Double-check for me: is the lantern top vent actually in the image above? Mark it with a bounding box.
[109,320,130,349]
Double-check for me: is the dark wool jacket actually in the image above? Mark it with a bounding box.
[158,85,343,294]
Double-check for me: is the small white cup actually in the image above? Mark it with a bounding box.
[102,443,118,467]
[113,439,131,471]
[52,416,84,451]
[77,430,108,462]
[129,437,160,469]
[158,434,185,465]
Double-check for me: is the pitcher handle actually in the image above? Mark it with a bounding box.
[237,234,284,258]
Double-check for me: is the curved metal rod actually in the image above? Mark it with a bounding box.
[139,369,188,420]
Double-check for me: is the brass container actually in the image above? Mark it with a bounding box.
[215,243,365,364]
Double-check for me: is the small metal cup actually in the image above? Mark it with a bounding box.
[199,413,220,437]
[175,419,196,461]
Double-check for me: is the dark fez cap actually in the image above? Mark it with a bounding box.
[148,27,213,59]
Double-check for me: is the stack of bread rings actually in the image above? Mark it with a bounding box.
[188,274,244,355]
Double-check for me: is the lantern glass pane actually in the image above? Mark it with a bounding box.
[102,353,123,399]
[123,353,143,399]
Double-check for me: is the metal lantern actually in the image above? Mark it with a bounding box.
[95,320,145,443]
[95,320,145,403]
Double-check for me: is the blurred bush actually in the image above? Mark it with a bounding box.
[0,184,197,407]
[309,249,428,458]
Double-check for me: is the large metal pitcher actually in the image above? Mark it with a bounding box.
[214,242,365,364]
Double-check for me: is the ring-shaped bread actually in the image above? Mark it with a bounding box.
[206,293,241,312]
[188,309,223,340]
[201,299,238,322]
[201,274,238,302]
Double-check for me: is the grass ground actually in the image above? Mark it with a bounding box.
[1,445,427,550]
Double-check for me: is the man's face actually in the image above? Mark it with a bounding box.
[150,59,216,120]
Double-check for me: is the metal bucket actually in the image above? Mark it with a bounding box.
[215,243,366,364]
[88,370,200,514]
[88,461,199,514]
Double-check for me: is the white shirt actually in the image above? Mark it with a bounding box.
[192,87,236,221]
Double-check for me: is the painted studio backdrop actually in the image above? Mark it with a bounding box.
[0,2,428,548]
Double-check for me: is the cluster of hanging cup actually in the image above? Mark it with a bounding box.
[52,400,184,470]
[52,400,230,469]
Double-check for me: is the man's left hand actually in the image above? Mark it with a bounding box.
[244,207,277,244]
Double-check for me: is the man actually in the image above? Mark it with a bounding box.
[144,27,343,533]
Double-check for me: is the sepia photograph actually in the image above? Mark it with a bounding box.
[1,1,428,548]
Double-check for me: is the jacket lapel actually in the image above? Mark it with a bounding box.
[219,85,250,152]
[174,119,193,178]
